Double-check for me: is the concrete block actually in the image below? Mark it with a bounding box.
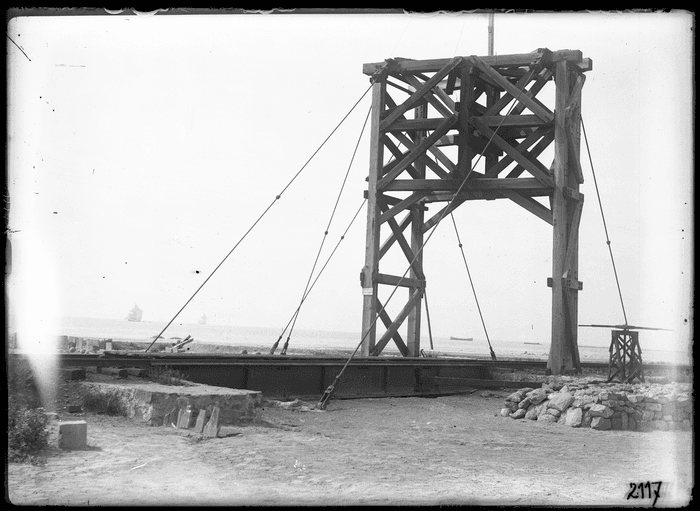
[58,421,87,450]
[203,407,221,437]
[102,367,128,378]
[177,406,195,429]
[62,368,86,381]
[194,409,208,434]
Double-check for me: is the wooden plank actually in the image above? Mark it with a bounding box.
[377,273,425,289]
[471,117,553,187]
[479,115,549,128]
[378,57,462,131]
[377,115,457,189]
[386,118,452,132]
[457,64,473,179]
[383,177,550,192]
[472,56,554,123]
[382,136,421,180]
[371,288,424,356]
[499,190,553,225]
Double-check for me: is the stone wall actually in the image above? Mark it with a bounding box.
[500,377,692,431]
[81,381,262,427]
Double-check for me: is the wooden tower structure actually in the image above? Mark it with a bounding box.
[359,48,592,375]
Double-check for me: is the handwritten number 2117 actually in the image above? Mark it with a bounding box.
[627,481,662,507]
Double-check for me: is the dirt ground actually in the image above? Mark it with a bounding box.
[7,376,693,507]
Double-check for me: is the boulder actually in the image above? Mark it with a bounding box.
[506,391,525,403]
[527,388,547,405]
[591,417,611,430]
[500,408,511,417]
[538,413,558,423]
[547,391,574,412]
[524,405,539,421]
[509,409,527,419]
[518,397,532,409]
[588,404,613,419]
[564,407,583,427]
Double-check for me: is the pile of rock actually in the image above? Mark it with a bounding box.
[500,378,692,431]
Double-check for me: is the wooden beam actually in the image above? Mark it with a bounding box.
[360,80,385,357]
[472,56,554,123]
[379,212,411,260]
[374,297,409,357]
[391,131,454,178]
[478,115,549,128]
[505,130,555,178]
[379,57,462,131]
[471,117,553,187]
[485,126,550,177]
[379,190,431,225]
[363,50,586,75]
[383,177,551,192]
[499,190,553,225]
[377,273,425,289]
[562,199,583,278]
[371,288,423,356]
[401,73,456,118]
[377,115,457,189]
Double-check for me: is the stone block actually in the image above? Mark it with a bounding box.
[644,403,662,412]
[628,417,637,431]
[546,408,561,418]
[499,408,511,417]
[524,405,538,421]
[506,391,525,403]
[58,421,87,450]
[652,420,669,431]
[518,397,531,409]
[538,413,558,423]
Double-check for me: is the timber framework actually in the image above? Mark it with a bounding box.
[359,48,592,375]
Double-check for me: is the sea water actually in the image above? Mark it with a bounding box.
[51,316,688,364]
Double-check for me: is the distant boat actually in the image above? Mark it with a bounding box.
[524,342,541,345]
[450,336,473,341]
[198,314,207,325]
[126,304,143,322]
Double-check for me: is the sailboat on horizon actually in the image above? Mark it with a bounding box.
[198,313,208,326]
[126,304,143,322]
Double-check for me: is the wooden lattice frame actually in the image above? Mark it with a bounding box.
[359,49,592,375]
[607,330,645,383]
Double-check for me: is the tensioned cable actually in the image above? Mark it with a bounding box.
[318,61,537,408]
[424,289,435,351]
[450,213,497,361]
[271,104,373,355]
[581,117,629,326]
[268,199,368,355]
[145,83,373,352]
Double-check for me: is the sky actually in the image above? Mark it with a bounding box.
[6,10,693,355]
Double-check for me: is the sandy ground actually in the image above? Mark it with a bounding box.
[8,375,693,507]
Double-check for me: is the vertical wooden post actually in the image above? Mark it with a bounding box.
[548,60,572,374]
[406,103,427,357]
[567,64,583,371]
[360,79,385,356]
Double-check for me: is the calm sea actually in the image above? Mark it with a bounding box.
[49,316,688,364]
